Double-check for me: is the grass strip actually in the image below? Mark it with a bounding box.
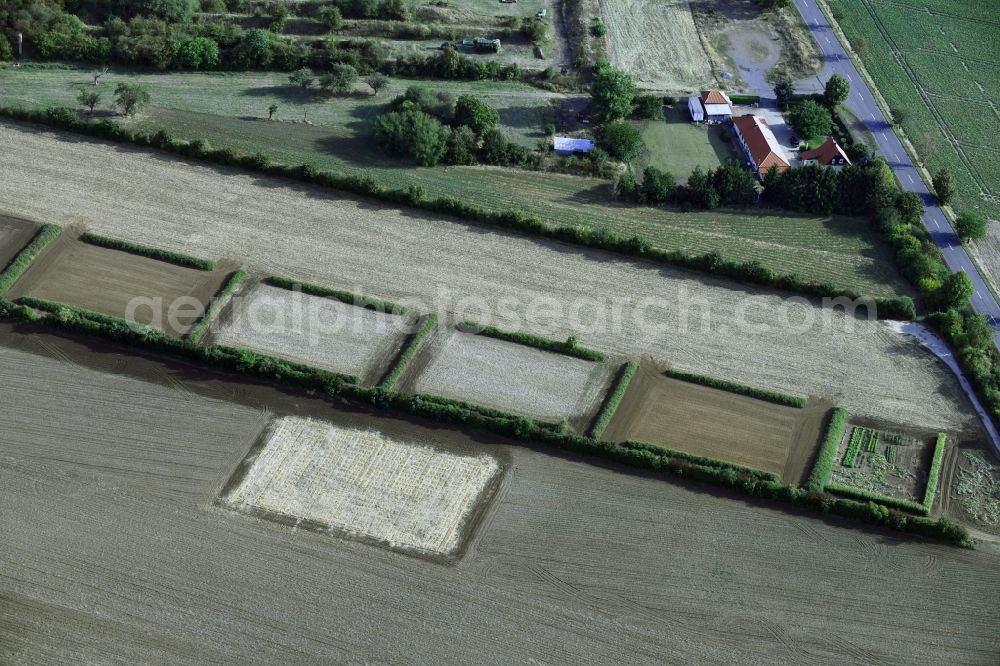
[379,313,437,390]
[0,224,61,297]
[0,299,973,547]
[806,407,850,491]
[825,483,928,515]
[589,360,639,439]
[460,320,606,362]
[922,433,947,512]
[663,367,808,407]
[186,269,249,344]
[621,441,779,482]
[265,275,408,314]
[728,94,761,104]
[80,232,216,270]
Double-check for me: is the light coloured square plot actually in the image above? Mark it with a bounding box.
[412,329,613,424]
[226,417,500,556]
[213,282,409,379]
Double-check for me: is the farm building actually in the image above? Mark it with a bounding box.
[732,114,789,176]
[553,136,594,155]
[688,90,733,123]
[801,137,851,168]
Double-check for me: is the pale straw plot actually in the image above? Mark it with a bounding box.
[225,417,501,556]
[213,282,410,380]
[412,329,614,425]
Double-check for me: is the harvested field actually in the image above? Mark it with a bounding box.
[601,0,715,90]
[0,215,38,271]
[225,417,500,556]
[6,232,232,337]
[602,363,826,481]
[0,124,978,434]
[1,327,999,664]
[211,282,411,382]
[410,328,614,427]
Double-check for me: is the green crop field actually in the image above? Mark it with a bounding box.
[0,65,910,297]
[829,0,1000,220]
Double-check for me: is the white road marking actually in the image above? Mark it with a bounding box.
[907,174,914,183]
[870,113,877,121]
[847,73,852,82]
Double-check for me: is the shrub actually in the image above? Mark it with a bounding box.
[460,320,606,361]
[264,275,407,313]
[599,121,643,161]
[80,232,216,270]
[320,63,359,94]
[453,95,500,136]
[590,63,635,122]
[922,433,947,512]
[664,368,807,407]
[113,81,150,117]
[589,360,638,439]
[373,107,450,166]
[379,313,438,390]
[0,224,61,297]
[806,407,849,491]
[590,17,606,37]
[954,209,987,242]
[640,165,674,204]
[444,126,478,166]
[186,269,248,343]
[631,95,664,120]
[788,99,832,139]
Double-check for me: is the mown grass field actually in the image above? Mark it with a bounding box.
[0,65,909,296]
[829,0,1000,220]
[635,107,735,181]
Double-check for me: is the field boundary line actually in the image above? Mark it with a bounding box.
[186,268,249,344]
[805,406,849,491]
[265,275,409,315]
[379,313,438,391]
[80,231,217,270]
[589,360,638,439]
[0,224,62,297]
[459,319,606,362]
[663,367,808,407]
[621,441,779,481]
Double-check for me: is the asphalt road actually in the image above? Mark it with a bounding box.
[791,0,1000,341]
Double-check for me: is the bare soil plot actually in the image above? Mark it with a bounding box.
[602,363,825,481]
[0,215,38,271]
[224,417,500,557]
[6,233,231,337]
[0,124,977,434]
[1,330,999,664]
[828,422,937,503]
[210,281,411,382]
[409,328,614,427]
[601,0,715,90]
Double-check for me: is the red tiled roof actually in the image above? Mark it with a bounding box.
[801,136,851,165]
[732,115,789,172]
[700,90,731,105]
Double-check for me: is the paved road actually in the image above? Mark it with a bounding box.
[791,0,1000,342]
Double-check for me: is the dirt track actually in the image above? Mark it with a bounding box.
[1,327,999,664]
[0,122,980,434]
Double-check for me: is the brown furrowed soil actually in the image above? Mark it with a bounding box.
[0,215,38,271]
[0,122,980,434]
[603,363,826,481]
[1,325,999,664]
[7,232,233,336]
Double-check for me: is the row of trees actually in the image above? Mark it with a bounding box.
[618,160,759,209]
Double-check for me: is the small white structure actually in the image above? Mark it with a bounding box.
[688,90,733,123]
[687,95,704,122]
[554,136,594,155]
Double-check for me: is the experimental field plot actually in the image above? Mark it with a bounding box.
[224,417,501,556]
[601,364,825,480]
[410,328,614,427]
[6,234,228,336]
[212,282,411,382]
[829,424,938,503]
